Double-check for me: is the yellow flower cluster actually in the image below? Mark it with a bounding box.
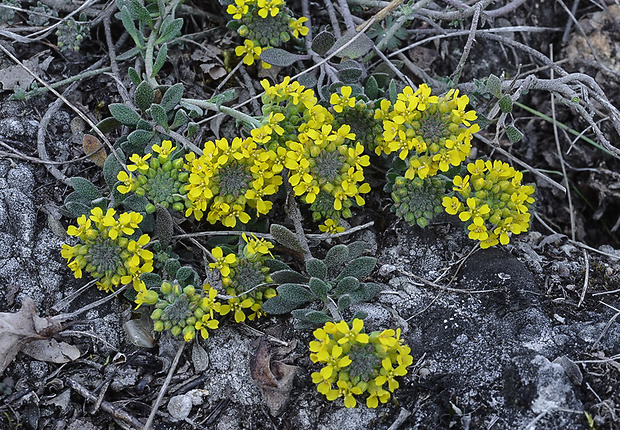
[209,233,277,323]
[226,0,308,67]
[310,319,413,408]
[259,79,371,222]
[149,282,223,342]
[117,140,188,213]
[61,207,153,293]
[375,84,480,180]
[442,159,535,248]
[183,137,282,227]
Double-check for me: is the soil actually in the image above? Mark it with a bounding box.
[0,1,619,430]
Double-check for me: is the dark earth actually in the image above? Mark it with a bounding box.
[0,0,619,429]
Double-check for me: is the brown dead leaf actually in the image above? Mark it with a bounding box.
[249,339,297,416]
[0,297,63,375]
[21,338,81,364]
[83,134,106,167]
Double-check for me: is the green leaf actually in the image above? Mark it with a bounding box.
[141,272,162,289]
[127,129,155,149]
[324,244,349,269]
[207,88,236,109]
[128,67,141,86]
[64,201,91,218]
[120,6,144,49]
[486,74,502,98]
[498,95,513,113]
[337,68,363,84]
[123,194,149,212]
[388,79,398,104]
[297,71,317,89]
[260,48,308,67]
[306,258,327,280]
[360,282,382,301]
[103,150,125,190]
[308,277,329,301]
[506,125,523,143]
[109,103,141,125]
[270,269,309,284]
[336,256,376,281]
[335,276,360,296]
[134,81,155,111]
[171,109,189,129]
[292,309,331,325]
[276,283,315,304]
[70,177,99,200]
[365,76,378,99]
[270,224,305,254]
[116,46,141,62]
[152,43,168,77]
[164,258,181,278]
[328,32,374,59]
[155,205,173,247]
[130,0,153,29]
[337,294,352,310]
[347,241,367,260]
[96,117,121,134]
[311,31,335,56]
[261,295,299,315]
[160,83,184,112]
[264,259,292,272]
[176,266,198,287]
[149,103,168,129]
[350,310,368,321]
[156,16,183,44]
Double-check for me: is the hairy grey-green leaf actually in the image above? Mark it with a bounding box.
[116,46,141,62]
[311,31,335,56]
[277,283,315,305]
[337,294,352,311]
[328,32,374,59]
[176,266,198,287]
[261,295,299,315]
[164,258,181,278]
[337,68,363,84]
[160,83,184,112]
[70,177,99,201]
[96,117,121,134]
[498,95,513,113]
[336,256,376,281]
[134,81,155,112]
[388,79,398,104]
[335,276,360,296]
[306,258,327,280]
[350,310,368,321]
[120,6,144,49]
[128,129,155,148]
[156,16,183,44]
[103,149,125,189]
[360,282,382,301]
[171,109,189,129]
[308,277,329,301]
[264,259,292,272]
[324,244,349,269]
[152,43,168,77]
[129,0,153,29]
[260,48,307,67]
[141,272,162,289]
[346,241,367,260]
[109,103,141,126]
[270,269,308,284]
[292,309,331,325]
[270,224,305,254]
[128,67,141,86]
[506,125,523,143]
[486,74,502,98]
[123,194,149,212]
[207,88,235,108]
[64,201,91,218]
[155,205,173,247]
[297,71,317,89]
[365,76,379,99]
[149,103,168,129]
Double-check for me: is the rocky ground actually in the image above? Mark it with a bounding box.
[0,1,620,429]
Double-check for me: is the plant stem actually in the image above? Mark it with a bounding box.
[21,66,111,98]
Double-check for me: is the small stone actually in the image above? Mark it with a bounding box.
[167,394,193,421]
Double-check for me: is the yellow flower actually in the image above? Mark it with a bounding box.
[330,86,356,113]
[152,140,176,159]
[235,39,262,66]
[116,171,134,194]
[289,17,309,38]
[242,233,274,257]
[135,288,159,309]
[257,0,282,18]
[442,196,462,215]
[319,219,345,235]
[209,247,237,277]
[220,297,254,323]
[127,153,151,173]
[226,0,248,19]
